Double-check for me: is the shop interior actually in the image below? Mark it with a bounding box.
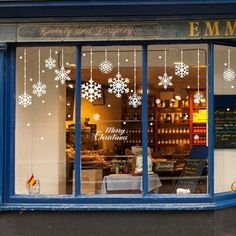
[15,45,209,195]
[70,45,208,195]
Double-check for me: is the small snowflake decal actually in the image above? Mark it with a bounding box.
[193,91,203,104]
[45,57,56,70]
[99,60,113,74]
[155,98,161,105]
[81,78,102,103]
[108,72,129,98]
[55,66,71,85]
[19,91,32,108]
[32,81,47,97]
[128,93,142,108]
[175,63,189,78]
[223,68,235,82]
[158,73,173,90]
[93,113,101,121]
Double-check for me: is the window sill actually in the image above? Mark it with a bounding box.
[2,198,236,212]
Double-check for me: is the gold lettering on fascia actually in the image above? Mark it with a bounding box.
[189,21,200,37]
[189,20,236,37]
[225,21,236,36]
[40,26,134,38]
[204,21,220,36]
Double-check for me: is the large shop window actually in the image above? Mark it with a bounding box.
[14,44,209,197]
[214,45,236,193]
[148,45,208,194]
[15,47,76,194]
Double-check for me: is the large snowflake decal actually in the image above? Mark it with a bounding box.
[175,63,189,78]
[19,91,32,108]
[45,57,56,70]
[108,72,129,98]
[128,93,142,108]
[81,78,102,103]
[99,59,113,74]
[158,72,173,89]
[55,66,71,85]
[223,68,235,82]
[32,81,47,97]
[93,113,101,121]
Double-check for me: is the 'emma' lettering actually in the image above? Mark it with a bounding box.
[189,20,236,37]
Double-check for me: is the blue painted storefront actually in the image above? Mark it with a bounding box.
[0,1,236,235]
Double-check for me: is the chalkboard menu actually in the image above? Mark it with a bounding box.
[174,159,207,193]
[215,109,236,148]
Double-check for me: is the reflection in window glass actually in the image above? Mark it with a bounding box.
[81,46,146,194]
[148,45,208,194]
[15,47,76,194]
[214,45,236,193]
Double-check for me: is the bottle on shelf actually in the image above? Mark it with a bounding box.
[149,113,155,121]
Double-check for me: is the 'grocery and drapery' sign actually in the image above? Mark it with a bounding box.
[0,20,236,42]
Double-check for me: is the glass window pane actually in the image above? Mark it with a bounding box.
[214,45,236,193]
[15,47,76,195]
[81,46,146,195]
[148,44,208,194]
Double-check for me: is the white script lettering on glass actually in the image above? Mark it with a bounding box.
[95,126,128,141]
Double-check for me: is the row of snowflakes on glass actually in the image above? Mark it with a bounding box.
[18,49,71,108]
[19,48,235,109]
[82,48,190,108]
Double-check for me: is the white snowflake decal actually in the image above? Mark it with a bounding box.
[194,91,203,104]
[128,93,142,108]
[158,72,173,90]
[32,81,47,97]
[55,66,71,85]
[81,78,102,103]
[155,98,161,105]
[45,57,56,70]
[223,68,235,82]
[19,91,32,108]
[175,63,189,78]
[93,113,101,121]
[108,72,129,98]
[99,60,113,74]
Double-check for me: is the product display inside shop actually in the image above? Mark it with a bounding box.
[15,44,208,195]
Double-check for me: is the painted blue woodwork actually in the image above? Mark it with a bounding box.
[208,43,214,197]
[5,46,16,203]
[142,44,148,195]
[75,46,82,196]
[1,40,236,210]
[0,44,7,205]
[0,1,236,19]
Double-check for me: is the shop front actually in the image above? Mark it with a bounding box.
[1,1,236,235]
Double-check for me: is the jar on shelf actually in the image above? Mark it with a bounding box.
[124,113,130,120]
[165,113,172,123]
[133,113,138,120]
[184,96,189,107]
[160,114,164,123]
